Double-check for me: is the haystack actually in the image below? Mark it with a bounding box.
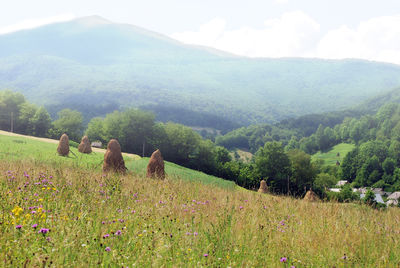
[303,189,320,202]
[146,149,165,179]
[258,179,268,193]
[57,133,69,156]
[103,139,126,174]
[78,136,92,154]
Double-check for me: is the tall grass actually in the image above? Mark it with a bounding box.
[1,135,400,266]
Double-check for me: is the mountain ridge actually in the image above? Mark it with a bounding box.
[1,16,400,128]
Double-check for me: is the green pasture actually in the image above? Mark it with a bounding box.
[312,143,355,166]
[0,134,236,189]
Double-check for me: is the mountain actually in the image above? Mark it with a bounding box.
[1,16,400,129]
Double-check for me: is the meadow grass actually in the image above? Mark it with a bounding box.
[1,136,400,267]
[0,134,235,190]
[312,143,356,166]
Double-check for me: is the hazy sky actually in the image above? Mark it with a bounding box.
[1,0,400,64]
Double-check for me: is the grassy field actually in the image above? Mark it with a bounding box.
[312,143,356,166]
[1,135,400,266]
[0,133,236,189]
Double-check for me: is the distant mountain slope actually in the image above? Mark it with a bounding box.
[1,16,400,128]
[356,87,400,113]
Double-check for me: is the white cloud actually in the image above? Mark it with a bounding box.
[171,12,400,65]
[317,15,400,64]
[0,14,76,35]
[171,18,226,48]
[171,11,320,58]
[275,0,289,4]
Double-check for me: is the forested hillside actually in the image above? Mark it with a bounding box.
[1,16,400,129]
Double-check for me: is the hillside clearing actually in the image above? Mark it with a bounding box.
[312,143,356,166]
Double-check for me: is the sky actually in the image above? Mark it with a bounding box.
[1,0,400,64]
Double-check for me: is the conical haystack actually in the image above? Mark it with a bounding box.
[57,133,69,156]
[258,179,268,193]
[303,189,320,202]
[103,139,126,174]
[146,149,165,179]
[78,136,92,154]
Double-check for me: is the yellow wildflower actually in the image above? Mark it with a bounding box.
[12,206,23,217]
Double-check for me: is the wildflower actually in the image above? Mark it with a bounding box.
[280,257,287,263]
[12,206,23,217]
[103,234,110,238]
[186,232,192,235]
[16,225,22,229]
[341,254,347,260]
[38,228,49,234]
[105,247,111,252]
[203,254,208,257]
[239,206,244,209]
[194,232,198,236]
[32,224,38,229]
[115,230,122,236]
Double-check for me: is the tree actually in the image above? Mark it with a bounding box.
[31,107,52,137]
[313,173,337,198]
[0,90,26,131]
[156,122,201,166]
[287,149,317,195]
[17,102,38,135]
[214,146,232,164]
[86,117,106,143]
[51,109,83,141]
[255,142,291,194]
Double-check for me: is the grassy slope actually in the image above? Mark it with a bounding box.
[312,143,356,166]
[1,135,400,266]
[0,134,235,190]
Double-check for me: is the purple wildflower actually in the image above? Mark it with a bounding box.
[38,228,49,234]
[32,224,38,229]
[203,254,208,257]
[16,225,22,229]
[280,257,287,263]
[105,247,111,252]
[103,234,110,238]
[115,230,122,236]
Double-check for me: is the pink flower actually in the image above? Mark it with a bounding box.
[280,257,287,263]
[16,225,22,229]
[38,228,49,234]
[105,247,111,252]
[32,224,38,229]
[203,254,208,257]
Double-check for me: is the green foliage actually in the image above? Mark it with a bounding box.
[51,109,84,141]
[287,150,317,196]
[327,184,359,202]
[255,142,290,194]
[0,90,52,137]
[313,173,337,198]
